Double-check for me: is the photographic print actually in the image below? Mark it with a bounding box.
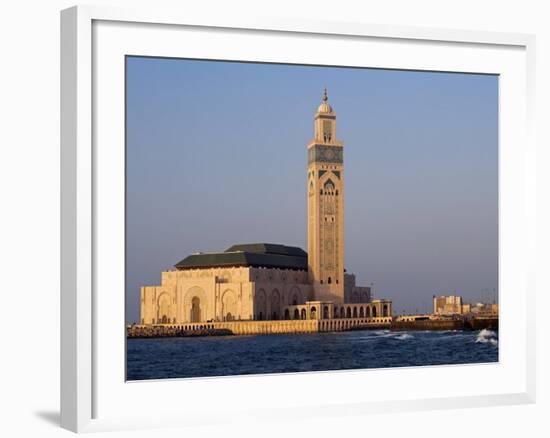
[125,57,499,380]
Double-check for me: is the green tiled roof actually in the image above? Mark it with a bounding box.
[174,243,308,271]
[225,243,306,258]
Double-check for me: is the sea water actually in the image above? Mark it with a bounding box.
[126,329,498,380]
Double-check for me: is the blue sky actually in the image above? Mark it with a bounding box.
[125,56,498,322]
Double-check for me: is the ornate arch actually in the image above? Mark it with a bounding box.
[184,286,207,323]
[287,286,303,306]
[221,289,237,321]
[256,289,267,320]
[323,178,335,191]
[157,292,171,324]
[270,289,281,320]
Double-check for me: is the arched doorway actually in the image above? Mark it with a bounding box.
[294,309,300,319]
[310,307,317,319]
[222,290,237,322]
[184,286,207,323]
[271,290,281,321]
[284,309,290,319]
[353,307,358,318]
[366,306,371,317]
[288,287,302,306]
[383,304,388,317]
[372,306,377,317]
[301,308,307,320]
[323,306,329,319]
[359,307,364,318]
[346,307,351,318]
[256,289,267,321]
[190,297,201,322]
[157,292,171,324]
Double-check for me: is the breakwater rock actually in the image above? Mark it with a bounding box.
[127,325,233,338]
[465,317,498,330]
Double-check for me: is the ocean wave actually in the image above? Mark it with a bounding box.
[372,331,414,340]
[374,330,390,336]
[395,333,414,340]
[475,329,498,345]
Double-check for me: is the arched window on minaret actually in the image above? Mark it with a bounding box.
[324,179,335,192]
[323,120,332,142]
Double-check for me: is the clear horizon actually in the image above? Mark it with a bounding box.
[125,56,498,323]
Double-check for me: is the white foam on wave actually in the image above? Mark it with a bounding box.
[475,329,498,345]
[373,331,414,340]
[374,330,390,336]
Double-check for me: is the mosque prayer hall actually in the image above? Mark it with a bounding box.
[139,90,393,328]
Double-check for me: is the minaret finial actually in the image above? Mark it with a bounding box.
[322,88,328,102]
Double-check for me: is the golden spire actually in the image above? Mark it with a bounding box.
[322,88,328,102]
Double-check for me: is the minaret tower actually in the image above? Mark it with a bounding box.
[307,89,345,303]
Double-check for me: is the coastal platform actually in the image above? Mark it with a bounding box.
[391,317,498,331]
[127,317,393,338]
[127,315,498,338]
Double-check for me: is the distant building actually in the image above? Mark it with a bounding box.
[431,296,499,317]
[469,302,499,315]
[433,295,463,315]
[140,91,392,324]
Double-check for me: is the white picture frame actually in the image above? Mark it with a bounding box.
[60,4,536,433]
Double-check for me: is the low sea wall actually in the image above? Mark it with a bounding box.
[391,317,499,331]
[127,316,498,338]
[127,317,393,338]
[391,319,463,331]
[465,317,498,330]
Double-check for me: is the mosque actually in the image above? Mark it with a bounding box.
[139,91,393,325]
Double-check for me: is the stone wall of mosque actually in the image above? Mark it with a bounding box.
[140,266,312,324]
